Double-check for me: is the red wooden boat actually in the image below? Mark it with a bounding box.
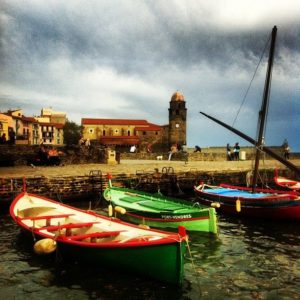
[194,183,300,220]
[197,27,300,220]
[10,191,188,285]
[274,169,300,191]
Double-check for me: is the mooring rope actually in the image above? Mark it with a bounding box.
[185,238,202,296]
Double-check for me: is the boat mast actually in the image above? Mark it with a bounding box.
[200,26,300,179]
[251,26,277,192]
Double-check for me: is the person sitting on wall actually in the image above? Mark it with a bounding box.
[38,145,49,165]
[8,129,15,144]
[48,147,60,165]
[194,145,201,152]
[85,138,91,148]
[79,137,85,146]
[168,144,178,161]
[0,133,6,144]
[147,143,152,153]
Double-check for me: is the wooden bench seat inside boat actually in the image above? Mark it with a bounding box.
[39,221,100,232]
[62,230,123,241]
[20,213,75,221]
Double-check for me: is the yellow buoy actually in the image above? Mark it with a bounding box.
[108,204,113,217]
[138,224,150,229]
[211,202,221,208]
[114,206,126,215]
[236,199,241,212]
[34,238,57,255]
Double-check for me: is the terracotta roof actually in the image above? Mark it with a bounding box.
[135,125,162,131]
[82,118,149,126]
[22,116,37,122]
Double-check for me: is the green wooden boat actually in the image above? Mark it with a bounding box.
[103,181,218,234]
[10,192,187,285]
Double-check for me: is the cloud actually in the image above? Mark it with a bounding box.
[1,0,300,150]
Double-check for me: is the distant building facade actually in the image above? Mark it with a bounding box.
[0,113,12,143]
[81,118,163,150]
[0,108,66,145]
[81,91,187,151]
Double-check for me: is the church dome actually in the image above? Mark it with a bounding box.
[171,91,185,102]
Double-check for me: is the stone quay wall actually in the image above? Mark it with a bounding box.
[0,167,277,205]
[0,145,106,166]
[1,145,298,205]
[1,145,299,166]
[121,147,300,161]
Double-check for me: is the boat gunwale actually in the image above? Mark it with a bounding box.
[10,192,186,249]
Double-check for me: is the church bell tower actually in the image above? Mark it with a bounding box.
[168,91,187,147]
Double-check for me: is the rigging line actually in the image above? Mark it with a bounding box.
[232,34,272,128]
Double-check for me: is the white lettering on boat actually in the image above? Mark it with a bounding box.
[161,214,192,219]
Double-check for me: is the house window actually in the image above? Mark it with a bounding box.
[103,130,106,136]
[127,130,130,136]
[143,131,146,135]
[89,128,94,134]
[155,131,158,135]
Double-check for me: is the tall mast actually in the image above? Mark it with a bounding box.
[200,26,300,178]
[251,26,277,192]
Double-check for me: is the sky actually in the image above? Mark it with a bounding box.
[1,0,300,151]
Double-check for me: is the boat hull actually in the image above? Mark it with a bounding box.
[194,184,300,220]
[10,192,187,285]
[56,240,185,285]
[104,186,218,234]
[116,210,217,233]
[274,172,300,191]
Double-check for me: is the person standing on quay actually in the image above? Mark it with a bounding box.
[284,144,290,160]
[233,142,240,161]
[226,143,232,161]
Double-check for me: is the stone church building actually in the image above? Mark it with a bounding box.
[81,91,187,152]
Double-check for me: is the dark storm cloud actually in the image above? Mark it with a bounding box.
[1,1,299,150]
[3,1,299,75]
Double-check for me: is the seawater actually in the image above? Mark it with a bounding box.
[1,201,299,300]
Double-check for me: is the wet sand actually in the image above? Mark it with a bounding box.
[1,159,299,178]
